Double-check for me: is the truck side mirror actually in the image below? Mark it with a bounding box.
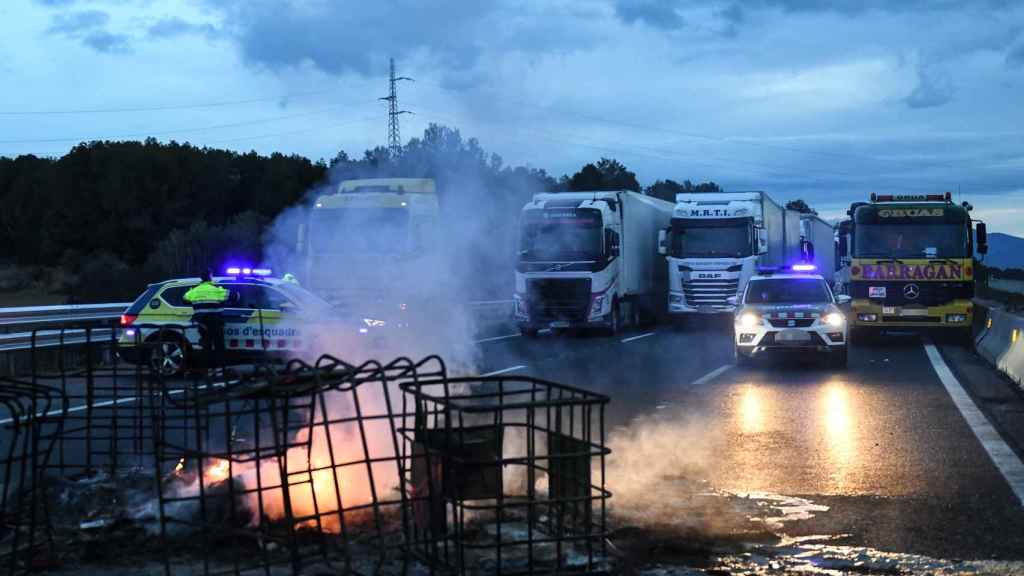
[658,229,668,256]
[801,239,815,263]
[756,227,768,255]
[605,229,620,258]
[726,296,738,306]
[976,222,988,255]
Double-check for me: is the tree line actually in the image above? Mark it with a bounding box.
[0,125,739,302]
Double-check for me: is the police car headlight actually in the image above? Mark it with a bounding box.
[824,312,845,327]
[738,312,761,328]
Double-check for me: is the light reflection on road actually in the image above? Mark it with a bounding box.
[739,384,765,435]
[822,379,856,491]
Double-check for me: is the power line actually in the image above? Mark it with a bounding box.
[0,89,338,116]
[379,57,412,157]
[0,104,352,145]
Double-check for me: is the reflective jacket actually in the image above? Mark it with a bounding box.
[184,281,229,309]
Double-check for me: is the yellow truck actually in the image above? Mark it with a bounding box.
[847,192,987,340]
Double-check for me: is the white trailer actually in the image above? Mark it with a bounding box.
[799,213,836,278]
[514,190,674,335]
[659,191,802,319]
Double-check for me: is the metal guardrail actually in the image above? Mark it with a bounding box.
[0,328,116,353]
[0,302,126,354]
[0,302,129,327]
[0,300,513,354]
[990,277,1024,296]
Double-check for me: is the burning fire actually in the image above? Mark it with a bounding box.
[167,387,400,534]
[205,458,231,484]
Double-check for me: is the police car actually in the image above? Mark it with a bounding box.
[117,268,362,375]
[729,265,851,368]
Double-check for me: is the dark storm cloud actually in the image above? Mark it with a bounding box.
[615,0,685,30]
[148,17,219,40]
[47,9,131,53]
[83,30,131,53]
[746,0,1011,15]
[905,64,954,109]
[47,10,108,35]
[210,1,494,75]
[1008,43,1024,67]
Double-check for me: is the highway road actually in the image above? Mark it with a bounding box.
[473,320,1024,571]
[5,317,1024,573]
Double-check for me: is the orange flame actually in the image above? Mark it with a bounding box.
[205,458,230,484]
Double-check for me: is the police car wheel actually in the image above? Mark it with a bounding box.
[148,336,189,376]
[735,347,753,367]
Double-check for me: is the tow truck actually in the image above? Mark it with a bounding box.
[847,192,987,340]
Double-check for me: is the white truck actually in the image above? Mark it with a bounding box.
[297,178,441,323]
[659,191,801,320]
[799,213,836,278]
[514,191,674,336]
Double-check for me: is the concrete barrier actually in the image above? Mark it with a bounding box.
[974,301,1024,389]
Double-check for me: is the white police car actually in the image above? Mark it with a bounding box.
[117,267,369,375]
[729,265,851,368]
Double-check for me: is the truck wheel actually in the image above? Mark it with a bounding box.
[672,316,686,331]
[851,327,875,345]
[608,301,622,336]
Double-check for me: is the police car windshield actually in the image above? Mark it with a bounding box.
[745,278,830,304]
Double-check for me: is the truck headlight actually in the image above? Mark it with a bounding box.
[857,313,878,322]
[945,314,967,323]
[669,294,683,304]
[591,294,606,316]
[737,312,761,328]
[824,312,845,327]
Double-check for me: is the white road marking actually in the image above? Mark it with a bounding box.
[474,333,521,344]
[621,331,655,343]
[692,364,732,386]
[924,341,1024,506]
[480,365,527,377]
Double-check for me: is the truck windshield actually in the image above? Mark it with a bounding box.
[519,210,603,261]
[745,278,830,304]
[672,220,752,258]
[309,208,410,255]
[854,224,967,258]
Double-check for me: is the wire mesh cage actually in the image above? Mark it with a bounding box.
[0,379,65,576]
[149,353,447,576]
[398,375,611,575]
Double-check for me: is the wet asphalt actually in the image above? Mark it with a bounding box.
[474,320,1024,562]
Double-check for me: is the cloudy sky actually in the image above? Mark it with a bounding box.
[2,0,1024,232]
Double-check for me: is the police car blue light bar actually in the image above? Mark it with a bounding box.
[791,263,816,271]
[225,267,242,275]
[252,268,272,276]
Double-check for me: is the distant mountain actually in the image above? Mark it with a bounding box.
[979,233,1024,270]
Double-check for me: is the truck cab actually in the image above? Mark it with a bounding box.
[661,192,801,319]
[514,191,672,336]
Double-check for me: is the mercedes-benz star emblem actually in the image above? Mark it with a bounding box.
[903,283,920,300]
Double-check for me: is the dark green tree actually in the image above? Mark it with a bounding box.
[786,199,817,214]
[566,158,640,192]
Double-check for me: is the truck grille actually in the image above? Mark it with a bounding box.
[851,281,972,306]
[682,278,739,307]
[527,278,591,322]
